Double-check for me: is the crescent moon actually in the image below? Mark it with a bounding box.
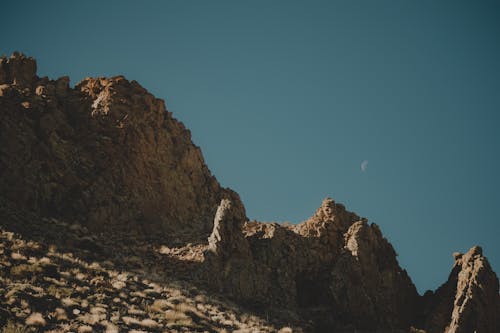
[361,160,368,172]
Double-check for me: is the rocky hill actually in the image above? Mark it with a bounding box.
[0,53,499,332]
[0,52,237,244]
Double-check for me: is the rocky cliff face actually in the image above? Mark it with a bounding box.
[1,53,499,332]
[0,52,235,243]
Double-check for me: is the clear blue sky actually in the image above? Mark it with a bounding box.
[2,0,499,293]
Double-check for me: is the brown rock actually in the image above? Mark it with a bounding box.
[0,52,37,87]
[204,198,420,330]
[207,198,249,258]
[424,246,500,333]
[329,221,419,329]
[1,53,498,333]
[203,198,256,300]
[0,52,231,244]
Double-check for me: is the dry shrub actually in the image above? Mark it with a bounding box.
[148,299,170,313]
[25,313,46,327]
[164,309,195,328]
[139,319,160,329]
[9,264,42,279]
[278,327,293,333]
[121,316,140,326]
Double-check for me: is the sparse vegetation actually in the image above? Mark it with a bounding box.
[1,321,31,333]
[9,264,42,280]
[0,227,283,332]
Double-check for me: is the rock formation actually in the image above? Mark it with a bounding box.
[203,198,421,330]
[422,246,500,333]
[0,52,234,244]
[1,53,499,332]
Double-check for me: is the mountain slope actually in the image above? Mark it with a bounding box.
[0,223,285,333]
[0,52,237,244]
[1,53,498,332]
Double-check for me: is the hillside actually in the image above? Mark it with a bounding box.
[0,53,499,332]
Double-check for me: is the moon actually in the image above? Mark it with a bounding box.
[361,160,368,172]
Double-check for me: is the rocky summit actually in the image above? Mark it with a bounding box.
[0,53,498,332]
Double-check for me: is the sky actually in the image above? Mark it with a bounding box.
[2,0,499,293]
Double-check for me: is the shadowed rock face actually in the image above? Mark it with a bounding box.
[423,246,500,333]
[0,53,234,243]
[1,53,499,332]
[328,220,420,329]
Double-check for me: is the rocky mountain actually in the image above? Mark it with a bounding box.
[0,53,499,332]
[0,52,237,244]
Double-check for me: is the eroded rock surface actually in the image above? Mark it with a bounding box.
[423,246,500,333]
[327,220,419,329]
[0,53,233,244]
[203,198,421,330]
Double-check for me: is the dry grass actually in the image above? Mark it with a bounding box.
[9,264,42,279]
[77,325,93,333]
[0,227,281,333]
[148,299,170,312]
[138,318,160,329]
[164,309,190,322]
[1,321,31,333]
[121,316,141,326]
[25,313,46,327]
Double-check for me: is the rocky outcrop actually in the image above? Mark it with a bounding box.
[203,198,421,330]
[0,52,232,244]
[203,197,500,331]
[0,52,37,88]
[423,246,500,333]
[207,198,249,258]
[327,221,420,329]
[204,199,256,301]
[1,53,499,332]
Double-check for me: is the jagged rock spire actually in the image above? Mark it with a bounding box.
[424,246,500,333]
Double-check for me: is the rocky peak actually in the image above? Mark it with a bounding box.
[76,76,166,128]
[0,52,231,244]
[295,197,360,240]
[447,246,499,333]
[0,52,37,88]
[423,246,499,333]
[311,197,337,222]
